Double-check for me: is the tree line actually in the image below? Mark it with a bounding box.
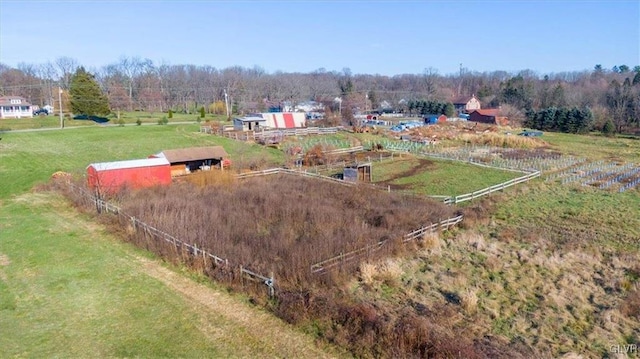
[1,57,639,133]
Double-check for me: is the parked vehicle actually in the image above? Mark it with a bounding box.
[33,108,49,116]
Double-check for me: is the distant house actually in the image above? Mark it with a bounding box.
[453,95,481,114]
[468,109,509,126]
[0,96,33,119]
[295,101,324,113]
[151,146,230,176]
[87,157,172,193]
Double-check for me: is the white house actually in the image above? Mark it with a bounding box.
[0,96,33,119]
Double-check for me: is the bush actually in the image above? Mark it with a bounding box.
[117,118,125,127]
[602,119,615,136]
[158,116,169,125]
[168,109,173,119]
[136,119,142,126]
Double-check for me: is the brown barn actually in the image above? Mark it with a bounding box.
[468,109,509,126]
[150,146,230,176]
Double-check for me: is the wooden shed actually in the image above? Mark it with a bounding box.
[343,163,372,183]
[87,157,171,193]
[151,146,230,176]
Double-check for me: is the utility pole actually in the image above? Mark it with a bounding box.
[224,88,230,120]
[58,87,64,129]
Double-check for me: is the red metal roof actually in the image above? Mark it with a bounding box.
[470,109,500,116]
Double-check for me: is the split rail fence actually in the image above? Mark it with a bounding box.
[309,215,464,274]
[67,183,276,297]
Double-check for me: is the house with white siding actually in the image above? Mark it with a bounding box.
[0,96,33,119]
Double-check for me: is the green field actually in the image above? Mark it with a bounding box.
[0,124,339,358]
[1,122,638,358]
[543,131,640,162]
[0,124,283,198]
[0,111,229,131]
[371,156,522,196]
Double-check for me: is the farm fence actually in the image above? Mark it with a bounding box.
[310,214,464,274]
[66,183,276,297]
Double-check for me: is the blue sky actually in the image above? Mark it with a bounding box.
[0,0,638,76]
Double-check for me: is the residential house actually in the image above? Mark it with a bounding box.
[0,96,33,119]
[452,95,481,114]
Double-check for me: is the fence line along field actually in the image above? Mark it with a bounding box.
[0,124,343,359]
[2,121,640,358]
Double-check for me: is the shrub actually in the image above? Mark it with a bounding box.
[168,109,173,119]
[117,118,125,127]
[136,119,142,126]
[200,106,205,118]
[602,119,615,136]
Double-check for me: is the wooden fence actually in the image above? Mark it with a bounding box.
[310,214,464,274]
[201,126,343,141]
[70,183,276,297]
[448,170,541,204]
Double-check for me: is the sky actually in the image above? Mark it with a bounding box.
[0,0,639,77]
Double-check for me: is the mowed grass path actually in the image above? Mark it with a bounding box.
[0,125,339,358]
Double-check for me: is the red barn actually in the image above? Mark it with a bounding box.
[468,109,509,126]
[87,157,171,193]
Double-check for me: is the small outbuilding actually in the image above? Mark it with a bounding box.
[343,163,372,183]
[151,146,230,176]
[87,157,171,193]
[233,116,266,131]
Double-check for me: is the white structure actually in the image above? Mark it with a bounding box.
[0,96,33,119]
[295,101,324,113]
[465,95,481,112]
[259,112,306,129]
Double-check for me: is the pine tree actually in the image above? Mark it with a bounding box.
[602,119,615,136]
[69,67,110,116]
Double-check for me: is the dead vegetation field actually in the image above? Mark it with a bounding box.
[111,174,455,286]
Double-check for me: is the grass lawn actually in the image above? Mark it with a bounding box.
[371,156,522,196]
[0,124,284,198]
[0,125,338,358]
[543,131,640,162]
[0,111,229,131]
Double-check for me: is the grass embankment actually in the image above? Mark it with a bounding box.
[372,156,522,196]
[0,125,337,358]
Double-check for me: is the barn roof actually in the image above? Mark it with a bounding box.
[470,109,500,116]
[88,157,170,172]
[156,146,229,163]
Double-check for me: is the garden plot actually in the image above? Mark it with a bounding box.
[547,161,640,192]
[418,144,584,173]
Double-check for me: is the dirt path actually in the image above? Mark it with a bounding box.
[136,256,340,359]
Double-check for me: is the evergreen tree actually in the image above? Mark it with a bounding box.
[602,119,615,136]
[200,106,205,118]
[69,67,109,116]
